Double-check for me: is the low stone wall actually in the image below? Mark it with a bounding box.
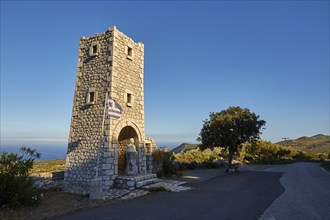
[152,159,163,174]
[146,155,153,174]
[30,172,65,191]
[30,171,64,180]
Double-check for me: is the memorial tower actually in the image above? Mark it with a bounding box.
[65,26,155,192]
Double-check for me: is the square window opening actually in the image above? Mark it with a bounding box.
[127,47,132,57]
[92,45,98,54]
[127,93,132,104]
[89,92,95,103]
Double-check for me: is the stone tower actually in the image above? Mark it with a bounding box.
[65,26,156,192]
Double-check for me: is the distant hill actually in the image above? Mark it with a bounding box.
[169,143,199,154]
[158,147,173,152]
[276,134,330,154]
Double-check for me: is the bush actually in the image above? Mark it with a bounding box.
[152,150,177,177]
[172,147,226,169]
[318,154,327,161]
[156,170,164,178]
[243,141,323,164]
[0,147,41,208]
[174,147,223,164]
[162,152,177,177]
[200,161,220,169]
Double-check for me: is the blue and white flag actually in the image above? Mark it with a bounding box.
[108,96,123,119]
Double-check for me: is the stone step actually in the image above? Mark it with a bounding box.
[115,173,156,182]
[136,178,161,188]
[115,174,158,189]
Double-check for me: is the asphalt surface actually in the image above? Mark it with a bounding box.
[55,170,284,220]
[256,163,330,220]
[56,163,330,220]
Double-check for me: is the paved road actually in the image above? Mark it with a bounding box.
[255,163,330,220]
[56,162,329,220]
[56,171,284,220]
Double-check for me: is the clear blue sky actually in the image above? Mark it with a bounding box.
[1,1,329,146]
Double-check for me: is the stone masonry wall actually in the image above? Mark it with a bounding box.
[100,27,146,190]
[65,26,147,191]
[65,29,113,188]
[109,27,145,138]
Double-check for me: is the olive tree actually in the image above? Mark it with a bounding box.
[197,106,266,171]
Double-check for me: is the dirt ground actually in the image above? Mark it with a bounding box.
[0,191,115,220]
[0,169,226,220]
[0,167,259,220]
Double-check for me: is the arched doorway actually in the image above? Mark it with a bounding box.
[117,126,139,175]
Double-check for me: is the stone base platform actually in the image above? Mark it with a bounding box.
[115,174,160,190]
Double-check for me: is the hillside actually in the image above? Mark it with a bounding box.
[276,134,330,154]
[169,143,199,154]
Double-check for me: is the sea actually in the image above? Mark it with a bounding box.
[0,140,180,161]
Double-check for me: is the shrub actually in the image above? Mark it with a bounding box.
[243,141,323,164]
[156,170,164,178]
[292,151,311,161]
[172,147,226,169]
[153,150,177,177]
[318,153,327,161]
[152,150,165,162]
[0,147,41,208]
[152,149,164,174]
[200,161,219,169]
[174,147,223,164]
[162,153,177,177]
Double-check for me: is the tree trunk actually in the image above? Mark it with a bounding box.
[226,149,234,172]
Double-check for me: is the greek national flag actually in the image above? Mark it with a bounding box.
[108,96,123,119]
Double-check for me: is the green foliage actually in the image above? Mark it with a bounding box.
[174,147,222,164]
[162,152,177,177]
[173,147,225,170]
[153,150,177,177]
[243,141,326,164]
[156,170,164,177]
[318,154,327,161]
[152,150,165,162]
[0,147,41,208]
[198,106,265,169]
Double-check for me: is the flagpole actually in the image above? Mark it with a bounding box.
[95,92,108,178]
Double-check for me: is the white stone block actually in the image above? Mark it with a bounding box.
[89,178,102,200]
[104,152,111,157]
[102,176,110,181]
[102,164,111,170]
[127,181,135,187]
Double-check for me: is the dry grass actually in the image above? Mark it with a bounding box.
[31,158,66,173]
[0,191,113,220]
